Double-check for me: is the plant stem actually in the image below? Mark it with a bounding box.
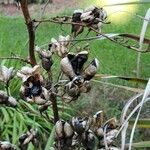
[5,82,10,96]
[20,0,37,66]
[51,93,59,123]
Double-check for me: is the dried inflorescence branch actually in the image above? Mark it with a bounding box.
[54,111,120,150]
[60,51,99,102]
[72,6,107,37]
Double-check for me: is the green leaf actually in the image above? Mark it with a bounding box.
[126,141,150,148]
[44,126,55,150]
[129,119,150,128]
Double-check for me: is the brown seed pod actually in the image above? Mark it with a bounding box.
[71,9,84,37]
[60,56,75,80]
[64,122,74,138]
[84,58,99,80]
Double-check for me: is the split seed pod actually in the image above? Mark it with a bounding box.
[70,51,88,75]
[84,58,99,80]
[64,122,74,138]
[55,120,65,139]
[38,49,53,71]
[0,66,15,83]
[64,82,80,98]
[72,9,84,37]
[0,141,16,150]
[60,56,75,80]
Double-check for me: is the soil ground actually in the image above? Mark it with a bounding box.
[0,0,79,16]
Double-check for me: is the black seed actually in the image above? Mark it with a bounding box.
[31,84,42,96]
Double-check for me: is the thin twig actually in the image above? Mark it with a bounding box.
[34,19,150,53]
[0,56,31,64]
[51,92,59,123]
[40,0,51,18]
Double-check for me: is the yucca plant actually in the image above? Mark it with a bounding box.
[0,0,150,150]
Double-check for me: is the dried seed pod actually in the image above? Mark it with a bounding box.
[0,90,8,104]
[72,9,84,37]
[7,96,17,107]
[17,65,42,83]
[82,130,95,150]
[60,56,75,79]
[0,91,17,107]
[104,130,118,145]
[19,128,38,149]
[38,101,51,113]
[19,76,48,105]
[55,120,65,139]
[72,117,89,134]
[99,8,107,21]
[0,66,15,83]
[58,35,70,47]
[81,11,94,22]
[39,50,53,71]
[96,127,104,139]
[72,76,84,86]
[64,122,74,138]
[51,35,70,57]
[0,141,16,150]
[71,133,79,147]
[93,110,103,127]
[103,118,118,130]
[84,58,99,80]
[70,51,88,75]
[64,82,80,98]
[79,80,91,93]
[106,129,118,137]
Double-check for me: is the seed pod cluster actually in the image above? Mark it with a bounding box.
[61,50,99,101]
[55,117,95,150]
[72,6,107,36]
[94,114,119,149]
[17,65,49,105]
[19,128,38,150]
[54,111,120,150]
[55,120,74,150]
